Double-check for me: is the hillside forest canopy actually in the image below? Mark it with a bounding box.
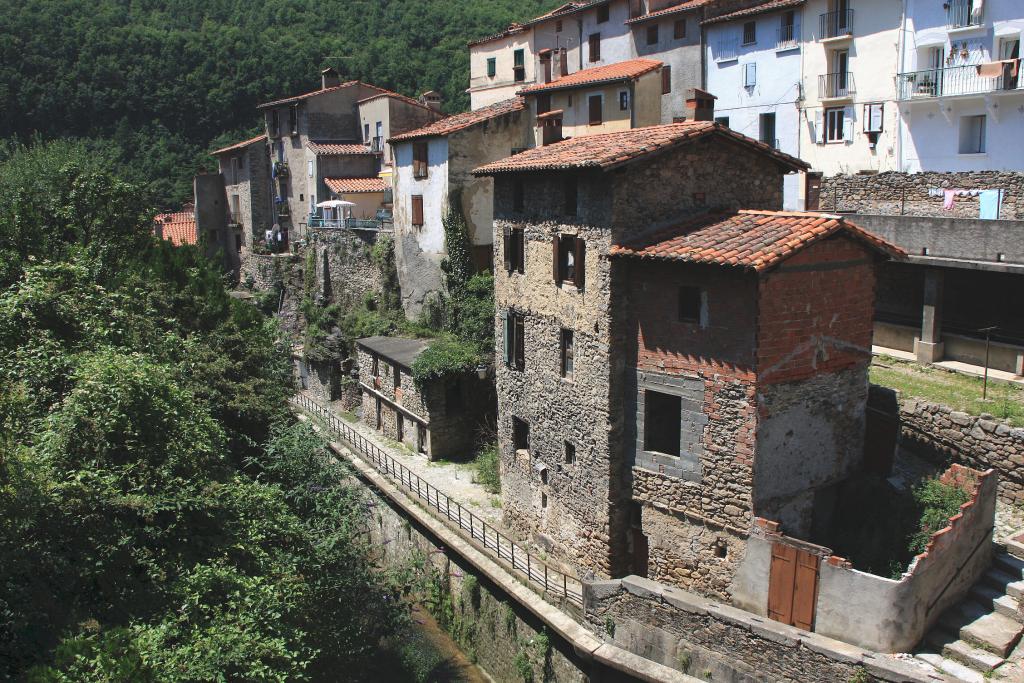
[0,0,562,207]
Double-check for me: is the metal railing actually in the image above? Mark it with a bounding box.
[291,393,584,608]
[898,63,1021,100]
[946,0,982,28]
[776,24,798,50]
[714,38,739,62]
[307,216,383,231]
[818,9,853,39]
[370,137,383,154]
[819,71,856,99]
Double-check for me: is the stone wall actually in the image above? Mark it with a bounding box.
[309,227,385,312]
[583,575,943,683]
[893,392,1024,505]
[820,171,1024,220]
[239,252,303,335]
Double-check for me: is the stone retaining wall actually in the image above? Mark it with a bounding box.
[893,392,1024,505]
[240,252,303,335]
[821,171,1024,220]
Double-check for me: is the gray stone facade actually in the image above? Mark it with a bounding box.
[309,227,385,311]
[216,136,272,254]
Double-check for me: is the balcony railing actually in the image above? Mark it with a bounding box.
[369,136,383,153]
[714,38,739,62]
[946,0,982,29]
[307,216,383,231]
[776,24,798,50]
[898,63,1021,100]
[819,9,853,39]
[513,65,526,82]
[819,71,856,99]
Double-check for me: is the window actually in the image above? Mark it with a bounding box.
[504,310,525,370]
[647,24,659,46]
[396,413,404,442]
[411,195,424,226]
[307,160,314,178]
[563,177,578,216]
[541,469,548,485]
[959,115,986,154]
[413,142,428,178]
[288,104,298,135]
[825,107,846,143]
[514,49,525,81]
[372,355,379,377]
[512,416,530,452]
[662,65,672,94]
[588,94,603,124]
[503,226,525,273]
[619,90,629,110]
[780,10,796,44]
[564,441,576,464]
[674,19,686,39]
[678,286,702,323]
[759,112,776,147]
[597,4,609,23]
[554,233,586,288]
[513,178,525,212]
[299,193,304,202]
[364,123,370,142]
[589,33,601,62]
[715,116,730,127]
[537,93,552,116]
[743,21,756,45]
[644,390,681,456]
[863,103,884,133]
[560,328,574,378]
[743,62,757,87]
[393,363,401,390]
[487,57,496,77]
[235,234,242,253]
[556,19,563,32]
[270,110,280,137]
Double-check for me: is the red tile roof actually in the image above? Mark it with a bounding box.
[357,90,441,115]
[703,0,805,25]
[306,141,376,155]
[610,210,904,271]
[211,134,267,156]
[467,22,528,48]
[324,177,387,194]
[624,0,713,25]
[518,58,662,95]
[472,121,808,175]
[389,97,526,143]
[526,0,612,26]
[257,81,388,110]
[154,210,197,246]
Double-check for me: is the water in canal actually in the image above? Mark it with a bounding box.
[370,604,490,683]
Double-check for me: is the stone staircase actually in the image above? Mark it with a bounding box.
[914,551,1024,681]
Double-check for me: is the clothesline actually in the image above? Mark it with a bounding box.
[927,188,990,197]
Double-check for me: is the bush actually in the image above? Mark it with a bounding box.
[410,336,480,389]
[909,478,971,555]
[474,444,501,495]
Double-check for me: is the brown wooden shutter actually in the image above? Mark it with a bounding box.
[503,226,512,272]
[792,551,820,631]
[589,95,602,125]
[662,65,672,94]
[552,234,561,281]
[573,237,585,289]
[412,195,423,226]
[767,543,797,626]
[589,33,600,62]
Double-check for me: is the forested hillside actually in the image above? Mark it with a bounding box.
[0,0,559,206]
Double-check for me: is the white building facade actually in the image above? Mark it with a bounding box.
[897,0,1024,172]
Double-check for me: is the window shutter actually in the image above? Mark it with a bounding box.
[573,237,586,289]
[662,65,672,94]
[412,195,423,226]
[589,95,602,125]
[514,315,525,370]
[502,311,512,366]
[843,106,855,142]
[744,63,757,87]
[814,110,824,144]
[553,234,561,281]
[503,226,512,272]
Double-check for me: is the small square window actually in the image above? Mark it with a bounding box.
[619,90,629,110]
[646,24,659,46]
[959,115,986,154]
[597,4,609,23]
[679,285,702,323]
[564,441,576,464]
[742,20,756,45]
[715,116,730,127]
[560,328,574,378]
[513,416,530,451]
[674,18,686,39]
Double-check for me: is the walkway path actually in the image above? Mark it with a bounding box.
[873,345,1024,386]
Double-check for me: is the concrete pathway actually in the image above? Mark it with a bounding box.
[873,345,1024,386]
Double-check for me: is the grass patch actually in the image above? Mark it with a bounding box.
[870,355,1024,426]
[473,444,501,495]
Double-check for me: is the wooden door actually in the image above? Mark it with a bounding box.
[805,172,823,210]
[768,543,819,630]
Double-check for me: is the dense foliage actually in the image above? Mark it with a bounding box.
[0,0,561,206]
[0,141,407,679]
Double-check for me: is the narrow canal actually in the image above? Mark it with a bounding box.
[370,605,490,683]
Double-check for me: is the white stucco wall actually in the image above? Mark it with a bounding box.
[898,0,1024,172]
[394,137,449,255]
[706,9,805,209]
[798,0,903,177]
[469,32,536,110]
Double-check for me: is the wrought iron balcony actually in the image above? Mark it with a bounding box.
[819,9,853,40]
[776,24,799,50]
[946,0,982,29]
[819,71,856,99]
[307,216,383,231]
[898,63,1022,100]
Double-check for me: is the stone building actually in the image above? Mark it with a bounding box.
[388,97,530,315]
[474,121,814,580]
[356,336,495,460]
[210,134,271,253]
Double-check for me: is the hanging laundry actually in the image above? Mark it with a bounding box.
[977,61,1004,78]
[979,189,1003,220]
[943,189,956,211]
[928,188,944,197]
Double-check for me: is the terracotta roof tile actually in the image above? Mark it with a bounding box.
[306,141,376,155]
[324,177,387,194]
[211,134,267,156]
[356,90,441,115]
[472,121,808,175]
[624,0,713,25]
[154,211,197,246]
[703,0,805,25]
[518,58,662,95]
[389,97,526,143]
[258,81,388,110]
[610,210,905,271]
[526,0,612,25]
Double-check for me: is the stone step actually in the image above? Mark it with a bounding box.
[983,568,1019,592]
[1006,536,1024,562]
[960,611,1023,657]
[942,638,1005,672]
[914,652,985,683]
[926,626,960,651]
[1007,579,1024,600]
[993,594,1022,623]
[994,552,1024,580]
[970,583,1004,609]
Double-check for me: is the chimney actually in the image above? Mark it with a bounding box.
[321,67,341,89]
[419,91,442,112]
[685,88,718,122]
[538,49,553,84]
